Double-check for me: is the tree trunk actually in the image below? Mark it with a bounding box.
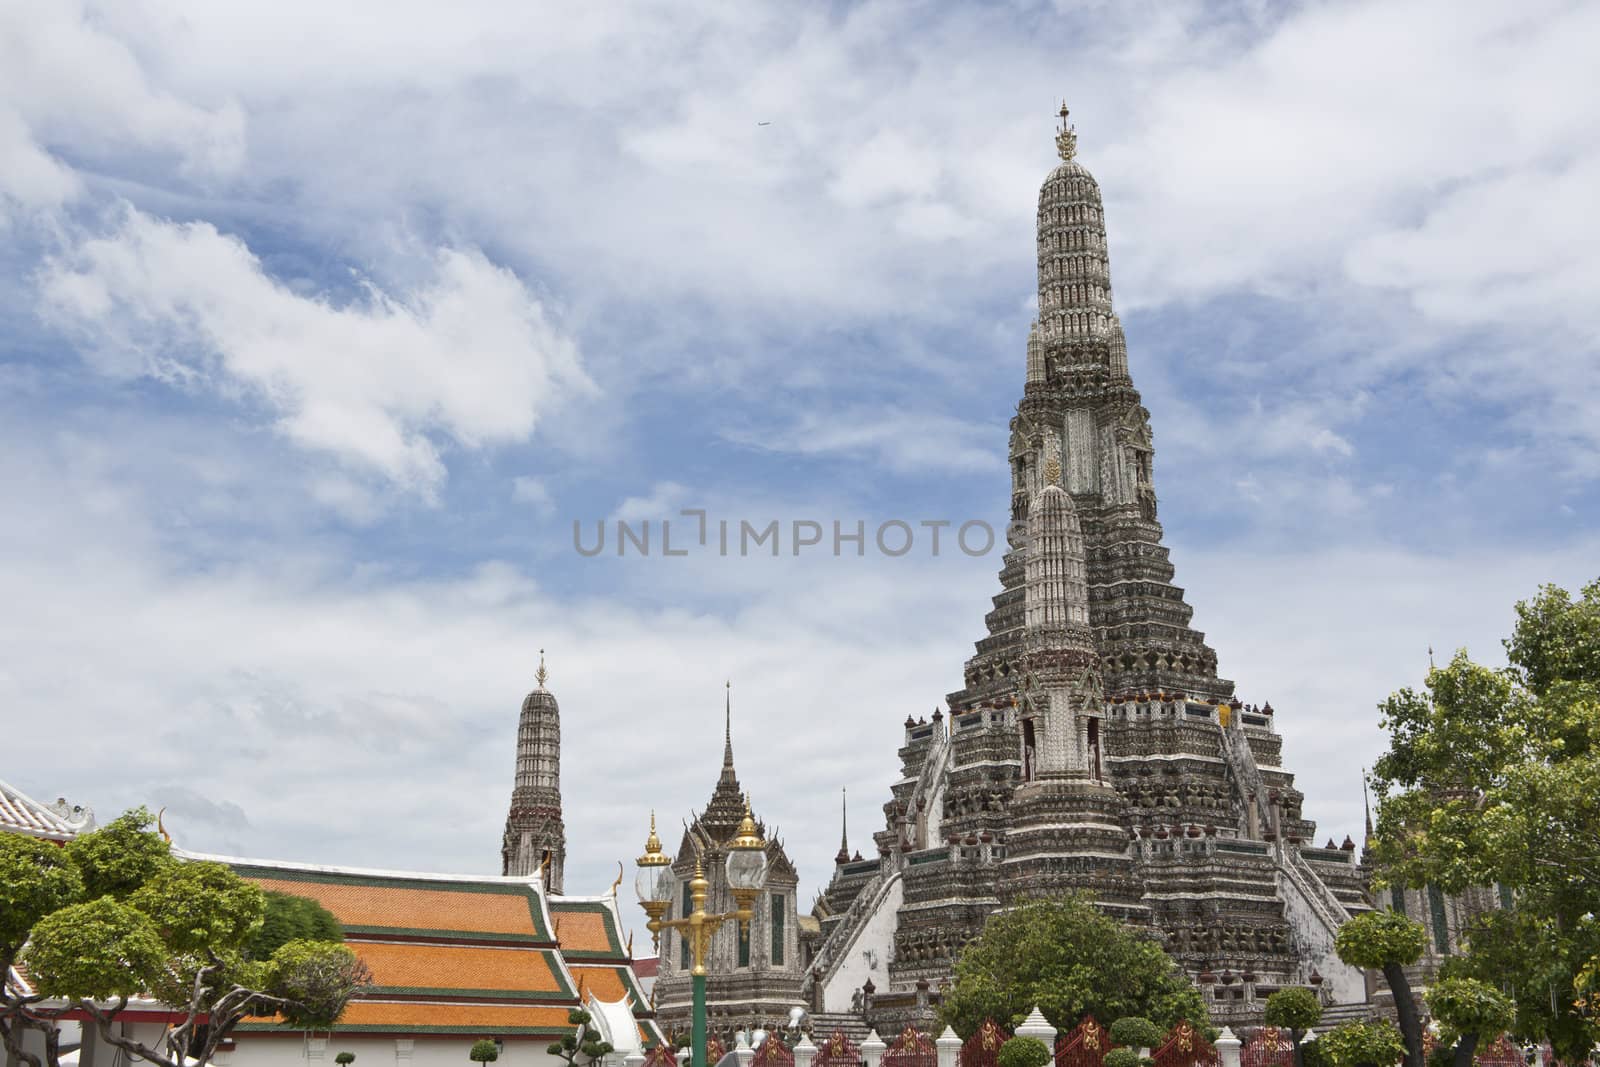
[1451,1034,1478,1067]
[1291,1028,1305,1067]
[1382,962,1425,1067]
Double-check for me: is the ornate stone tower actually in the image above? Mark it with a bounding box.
[654,686,804,1035]
[502,650,565,893]
[806,107,1375,1030]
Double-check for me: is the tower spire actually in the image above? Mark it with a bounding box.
[535,648,548,690]
[720,680,736,785]
[1055,100,1077,162]
[835,787,850,864]
[1362,767,1373,840]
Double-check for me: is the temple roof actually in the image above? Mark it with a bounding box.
[0,778,92,841]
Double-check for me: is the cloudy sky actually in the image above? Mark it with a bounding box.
[2,0,1597,928]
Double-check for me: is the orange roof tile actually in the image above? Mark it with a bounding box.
[244,873,545,941]
[569,964,632,1004]
[552,908,618,957]
[356,941,568,997]
[244,1000,577,1035]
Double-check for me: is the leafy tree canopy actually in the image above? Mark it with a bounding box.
[939,896,1208,1037]
[1333,912,1428,971]
[1424,978,1514,1044]
[1315,1021,1405,1067]
[997,1037,1052,1067]
[1264,987,1322,1035]
[469,1039,500,1063]
[1366,579,1600,1061]
[0,834,82,956]
[1103,1050,1141,1067]
[249,891,343,959]
[2,809,370,1067]
[62,808,171,900]
[1108,1017,1164,1050]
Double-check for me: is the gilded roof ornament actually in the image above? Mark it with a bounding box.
[535,648,548,689]
[731,794,765,851]
[1055,101,1077,162]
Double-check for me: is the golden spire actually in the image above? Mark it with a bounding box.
[535,648,548,689]
[638,811,669,866]
[1055,100,1077,162]
[732,794,765,851]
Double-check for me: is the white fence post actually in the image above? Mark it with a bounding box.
[936,1027,961,1067]
[1216,1027,1242,1067]
[862,1030,888,1067]
[794,1034,818,1067]
[1015,1007,1057,1051]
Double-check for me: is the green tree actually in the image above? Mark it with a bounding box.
[998,1037,1052,1067]
[335,1054,356,1066]
[1333,911,1427,1067]
[1316,1021,1405,1067]
[545,1008,612,1067]
[62,808,171,899]
[1108,1017,1164,1052]
[0,835,82,959]
[0,811,371,1067]
[1367,579,1600,1063]
[469,1039,501,1063]
[1424,978,1514,1067]
[249,891,343,959]
[939,896,1208,1037]
[1264,988,1322,1067]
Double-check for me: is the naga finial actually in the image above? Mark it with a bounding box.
[536,648,548,689]
[157,807,172,844]
[1055,100,1077,162]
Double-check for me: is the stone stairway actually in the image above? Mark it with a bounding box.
[808,1011,873,1047]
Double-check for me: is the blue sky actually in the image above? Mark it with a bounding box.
[2,0,1598,919]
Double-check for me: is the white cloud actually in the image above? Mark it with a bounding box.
[727,408,1003,476]
[512,476,555,513]
[0,0,242,215]
[39,207,593,495]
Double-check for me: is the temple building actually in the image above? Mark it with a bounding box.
[504,651,566,893]
[652,688,810,1037]
[805,108,1377,1030]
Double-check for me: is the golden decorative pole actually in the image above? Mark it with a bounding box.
[636,799,768,1067]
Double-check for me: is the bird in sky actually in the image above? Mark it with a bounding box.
[757,121,771,126]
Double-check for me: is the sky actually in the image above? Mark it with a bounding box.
[2,0,1598,933]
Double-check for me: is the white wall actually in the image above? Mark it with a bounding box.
[220,1034,570,1067]
[820,874,905,1013]
[1277,872,1368,1005]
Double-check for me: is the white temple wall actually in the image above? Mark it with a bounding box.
[1277,871,1368,1005]
[821,874,905,1013]
[222,1035,570,1067]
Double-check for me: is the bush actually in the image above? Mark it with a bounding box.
[1264,988,1322,1035]
[998,1037,1053,1067]
[469,1039,500,1063]
[1317,1021,1406,1067]
[335,1054,356,1066]
[1110,1018,1165,1051]
[1105,1048,1142,1067]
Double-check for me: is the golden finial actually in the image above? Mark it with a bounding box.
[157,807,172,844]
[1055,100,1077,162]
[638,811,670,866]
[535,648,548,689]
[610,860,624,900]
[732,794,764,851]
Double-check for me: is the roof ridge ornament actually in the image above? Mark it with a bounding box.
[535,648,548,689]
[1055,100,1077,162]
